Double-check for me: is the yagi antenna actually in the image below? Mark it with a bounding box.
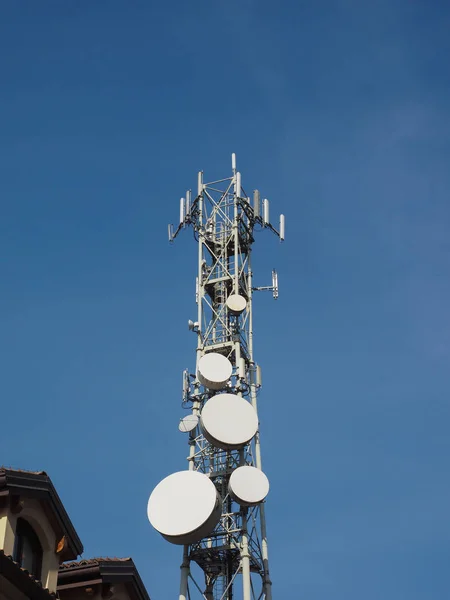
[252,268,279,300]
[272,269,279,299]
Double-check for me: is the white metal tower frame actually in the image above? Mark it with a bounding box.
[167,154,284,600]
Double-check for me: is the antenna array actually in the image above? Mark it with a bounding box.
[148,154,285,600]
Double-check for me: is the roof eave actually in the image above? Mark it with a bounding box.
[0,468,83,560]
[58,560,151,600]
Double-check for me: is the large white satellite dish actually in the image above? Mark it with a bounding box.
[147,470,221,545]
[200,393,258,450]
[228,466,270,506]
[197,353,232,390]
[226,294,247,315]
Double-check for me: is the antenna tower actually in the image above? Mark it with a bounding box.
[148,154,285,600]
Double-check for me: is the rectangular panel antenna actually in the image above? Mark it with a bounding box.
[168,223,174,242]
[253,190,260,218]
[263,199,270,225]
[280,214,285,241]
[179,198,185,225]
[248,363,257,386]
[182,369,189,401]
[256,365,262,387]
[236,172,241,198]
[239,358,246,380]
[186,190,191,216]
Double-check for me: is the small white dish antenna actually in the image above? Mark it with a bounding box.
[197,353,232,390]
[200,393,258,450]
[228,466,270,506]
[178,414,199,433]
[226,294,247,315]
[147,470,222,545]
[188,319,199,331]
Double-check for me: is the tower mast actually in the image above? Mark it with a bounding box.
[149,154,284,600]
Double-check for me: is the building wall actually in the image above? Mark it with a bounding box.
[0,513,15,555]
[59,583,131,600]
[0,499,60,593]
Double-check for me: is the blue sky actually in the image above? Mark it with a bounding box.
[1,1,450,598]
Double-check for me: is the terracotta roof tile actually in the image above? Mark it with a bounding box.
[0,550,57,600]
[58,557,150,600]
[60,557,132,569]
[0,466,47,476]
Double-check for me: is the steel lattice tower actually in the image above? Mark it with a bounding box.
[149,154,284,600]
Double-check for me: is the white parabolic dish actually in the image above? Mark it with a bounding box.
[178,414,199,433]
[198,353,233,390]
[226,294,247,314]
[229,466,270,506]
[200,393,258,450]
[147,471,222,545]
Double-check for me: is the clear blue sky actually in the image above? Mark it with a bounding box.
[1,1,450,598]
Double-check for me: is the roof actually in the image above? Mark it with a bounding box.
[60,557,133,569]
[0,467,47,476]
[0,550,57,600]
[58,558,151,600]
[0,467,83,561]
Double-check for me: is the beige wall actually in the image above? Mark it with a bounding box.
[0,499,61,593]
[0,512,15,555]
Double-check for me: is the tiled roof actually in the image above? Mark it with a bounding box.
[58,556,151,600]
[60,557,132,569]
[0,550,56,600]
[0,466,83,560]
[0,466,47,476]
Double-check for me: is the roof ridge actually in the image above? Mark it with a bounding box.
[60,557,132,569]
[0,466,47,476]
